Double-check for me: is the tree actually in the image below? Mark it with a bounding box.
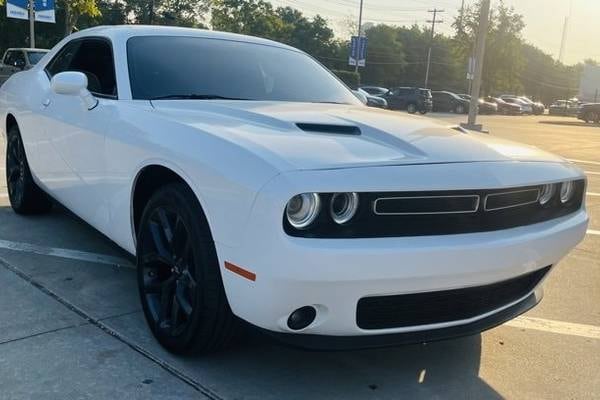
[361,24,405,86]
[126,0,209,26]
[453,0,525,95]
[211,0,285,40]
[276,7,335,58]
[63,0,101,36]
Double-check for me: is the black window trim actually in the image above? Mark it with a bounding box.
[44,36,119,100]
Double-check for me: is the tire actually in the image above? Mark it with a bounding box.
[136,183,237,355]
[407,103,417,114]
[418,109,427,115]
[455,104,466,114]
[5,124,52,214]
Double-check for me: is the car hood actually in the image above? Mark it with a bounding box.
[151,100,565,171]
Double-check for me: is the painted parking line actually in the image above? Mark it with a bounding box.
[0,239,134,268]
[506,316,600,340]
[588,230,600,236]
[0,193,7,198]
[587,192,600,197]
[585,171,600,176]
[568,158,600,166]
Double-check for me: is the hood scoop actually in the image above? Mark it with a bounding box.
[296,123,361,136]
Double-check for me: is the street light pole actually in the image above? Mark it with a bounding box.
[28,0,35,48]
[462,0,490,132]
[354,0,364,74]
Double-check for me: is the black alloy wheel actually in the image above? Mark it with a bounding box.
[137,183,236,354]
[5,125,52,214]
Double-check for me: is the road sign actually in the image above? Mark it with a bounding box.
[6,0,55,23]
[467,56,475,80]
[349,36,368,68]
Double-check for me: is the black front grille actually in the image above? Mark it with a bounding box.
[284,180,585,238]
[356,266,551,330]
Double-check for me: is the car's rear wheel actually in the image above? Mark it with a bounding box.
[5,124,52,214]
[418,109,427,115]
[407,103,417,114]
[136,183,237,354]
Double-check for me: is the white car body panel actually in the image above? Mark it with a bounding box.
[0,26,588,341]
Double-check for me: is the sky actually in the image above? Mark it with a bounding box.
[267,0,600,65]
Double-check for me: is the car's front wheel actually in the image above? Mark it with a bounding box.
[5,124,52,214]
[407,103,417,114]
[136,183,237,354]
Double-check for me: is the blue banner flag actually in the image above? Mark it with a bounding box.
[7,0,55,23]
[349,36,368,68]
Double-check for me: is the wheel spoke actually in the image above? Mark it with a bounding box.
[141,250,171,267]
[149,220,172,261]
[145,274,176,294]
[158,277,176,328]
[175,286,193,317]
[157,208,174,246]
[170,289,181,332]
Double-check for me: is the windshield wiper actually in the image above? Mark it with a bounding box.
[150,94,251,101]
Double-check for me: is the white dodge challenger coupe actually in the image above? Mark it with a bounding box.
[0,26,589,354]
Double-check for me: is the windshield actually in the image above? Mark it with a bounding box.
[26,51,47,65]
[127,36,361,105]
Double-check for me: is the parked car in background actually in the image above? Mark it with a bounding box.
[501,95,544,115]
[577,103,600,123]
[431,91,470,114]
[549,100,580,116]
[360,86,389,97]
[458,94,498,114]
[485,96,522,115]
[383,87,432,114]
[0,48,49,86]
[501,97,533,114]
[357,88,388,109]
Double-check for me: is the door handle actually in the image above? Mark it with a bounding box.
[42,98,51,107]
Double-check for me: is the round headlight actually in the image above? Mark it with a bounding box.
[330,192,359,225]
[539,184,555,206]
[560,181,574,204]
[286,193,321,229]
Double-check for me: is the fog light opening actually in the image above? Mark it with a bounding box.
[287,306,317,331]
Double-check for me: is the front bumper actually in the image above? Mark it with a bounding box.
[216,162,588,345]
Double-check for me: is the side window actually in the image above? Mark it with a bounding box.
[13,51,26,64]
[46,38,117,98]
[46,41,82,77]
[4,51,15,65]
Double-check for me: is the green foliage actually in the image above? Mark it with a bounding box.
[125,0,209,26]
[331,69,360,89]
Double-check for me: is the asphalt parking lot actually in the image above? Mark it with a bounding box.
[0,114,599,399]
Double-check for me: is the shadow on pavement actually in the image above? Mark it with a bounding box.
[108,312,504,399]
[539,120,600,128]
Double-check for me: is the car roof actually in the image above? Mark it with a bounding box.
[69,25,298,52]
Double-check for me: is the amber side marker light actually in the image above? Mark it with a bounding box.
[224,261,256,282]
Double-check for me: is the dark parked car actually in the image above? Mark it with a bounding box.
[383,87,433,114]
[360,86,389,97]
[431,91,470,114]
[458,94,498,114]
[577,103,600,123]
[356,88,388,109]
[485,96,522,115]
[0,48,49,86]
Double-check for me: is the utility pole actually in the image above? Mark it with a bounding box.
[558,0,572,63]
[424,8,444,88]
[354,0,364,74]
[462,0,490,132]
[28,0,35,48]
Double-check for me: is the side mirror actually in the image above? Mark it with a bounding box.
[50,71,98,110]
[13,59,25,70]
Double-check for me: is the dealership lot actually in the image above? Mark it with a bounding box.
[0,114,599,399]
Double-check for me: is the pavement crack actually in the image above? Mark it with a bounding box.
[0,255,224,400]
[0,322,90,347]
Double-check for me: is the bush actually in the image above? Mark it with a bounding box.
[331,69,360,89]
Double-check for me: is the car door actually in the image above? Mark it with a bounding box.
[37,37,119,231]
